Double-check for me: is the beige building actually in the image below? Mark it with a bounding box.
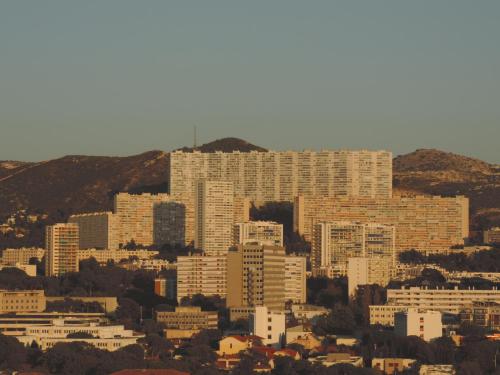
[45,223,79,276]
[347,257,392,296]
[295,195,469,254]
[227,243,286,311]
[0,263,37,277]
[312,221,395,275]
[156,306,217,333]
[484,227,500,245]
[68,212,120,250]
[0,290,46,314]
[395,309,442,342]
[195,180,235,255]
[176,255,227,302]
[169,150,393,202]
[0,248,45,264]
[234,221,283,247]
[285,256,307,303]
[372,358,416,374]
[77,248,158,264]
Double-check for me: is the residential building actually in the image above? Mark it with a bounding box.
[371,358,416,374]
[312,221,395,275]
[169,150,392,202]
[45,223,79,276]
[290,304,329,322]
[459,301,500,331]
[154,278,176,300]
[347,257,392,296]
[77,248,158,264]
[14,319,144,351]
[0,248,45,264]
[296,195,469,254]
[234,221,283,246]
[484,227,500,245]
[227,243,286,311]
[217,335,262,356]
[395,309,442,342]
[370,286,500,326]
[285,325,321,349]
[176,255,227,302]
[153,197,190,247]
[0,290,46,314]
[195,180,235,255]
[114,193,172,247]
[45,296,118,313]
[250,306,286,348]
[308,353,363,368]
[419,365,456,375]
[0,262,36,277]
[284,256,307,303]
[68,211,120,250]
[156,306,218,339]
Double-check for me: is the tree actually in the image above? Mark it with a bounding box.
[0,334,28,371]
[313,304,356,336]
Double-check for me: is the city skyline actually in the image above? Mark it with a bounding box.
[1,1,499,163]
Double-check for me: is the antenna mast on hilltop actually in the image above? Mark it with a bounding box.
[193,125,197,149]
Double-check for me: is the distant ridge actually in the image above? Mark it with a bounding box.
[176,137,267,153]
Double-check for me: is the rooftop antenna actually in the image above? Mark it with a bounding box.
[193,125,197,149]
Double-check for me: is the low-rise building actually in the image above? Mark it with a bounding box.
[156,306,218,339]
[217,335,262,356]
[0,262,37,277]
[0,248,45,264]
[14,318,144,351]
[0,290,46,314]
[484,227,500,245]
[459,301,500,331]
[372,358,416,374]
[285,324,321,349]
[395,309,442,342]
[77,249,158,264]
[308,353,363,368]
[419,364,456,375]
[45,296,118,313]
[290,304,329,322]
[250,306,286,348]
[370,305,409,326]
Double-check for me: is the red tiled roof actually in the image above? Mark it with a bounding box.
[110,370,189,375]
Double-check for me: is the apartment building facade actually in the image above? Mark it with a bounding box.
[0,248,45,264]
[45,223,79,276]
[176,255,227,302]
[234,221,284,247]
[169,150,392,202]
[295,195,469,254]
[68,211,120,249]
[285,256,307,304]
[347,257,392,296]
[0,290,46,314]
[227,243,286,311]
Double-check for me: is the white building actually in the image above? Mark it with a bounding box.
[176,255,227,302]
[14,318,144,351]
[45,223,79,276]
[394,309,442,342]
[169,150,393,202]
[285,256,307,304]
[347,257,392,296]
[234,221,283,247]
[312,221,395,276]
[195,180,235,255]
[77,248,158,264]
[250,306,286,348]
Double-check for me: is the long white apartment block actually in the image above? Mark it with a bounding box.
[313,221,395,275]
[234,221,284,246]
[176,255,227,302]
[77,249,159,264]
[295,195,469,254]
[370,286,500,326]
[169,149,392,202]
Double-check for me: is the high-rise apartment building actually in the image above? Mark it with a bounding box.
[295,195,469,254]
[195,180,234,255]
[68,212,120,250]
[176,255,227,302]
[233,221,283,247]
[45,223,79,276]
[347,257,392,296]
[227,243,286,311]
[114,193,173,247]
[169,150,392,202]
[312,221,395,275]
[285,256,307,303]
[395,309,442,342]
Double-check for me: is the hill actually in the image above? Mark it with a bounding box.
[176,137,267,153]
[393,149,500,231]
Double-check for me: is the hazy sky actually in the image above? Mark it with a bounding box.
[1,1,499,162]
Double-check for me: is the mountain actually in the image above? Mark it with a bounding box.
[393,149,500,231]
[177,137,267,153]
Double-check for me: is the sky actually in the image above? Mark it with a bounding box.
[1,1,499,163]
